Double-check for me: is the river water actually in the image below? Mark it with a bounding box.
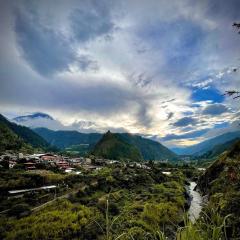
[188,182,203,223]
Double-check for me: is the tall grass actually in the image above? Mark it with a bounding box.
[176,210,230,240]
[95,198,230,240]
[94,194,127,240]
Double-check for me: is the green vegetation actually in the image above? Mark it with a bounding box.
[0,169,67,212]
[0,138,239,239]
[0,157,238,239]
[197,140,240,239]
[92,131,178,161]
[92,131,143,161]
[0,117,36,154]
[34,127,102,149]
[0,119,29,152]
[0,164,190,239]
[0,199,103,240]
[0,114,49,152]
[63,143,91,157]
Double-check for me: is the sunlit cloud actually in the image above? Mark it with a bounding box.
[0,0,240,147]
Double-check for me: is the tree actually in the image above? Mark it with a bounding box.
[233,22,240,34]
[225,23,240,99]
[224,91,240,99]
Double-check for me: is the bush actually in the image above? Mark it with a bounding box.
[8,203,31,218]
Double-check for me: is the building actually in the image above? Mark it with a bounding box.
[24,162,36,170]
[56,160,69,169]
[68,158,83,166]
[29,153,59,164]
[40,154,59,163]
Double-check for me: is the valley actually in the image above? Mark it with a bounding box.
[0,113,240,239]
[1,2,240,239]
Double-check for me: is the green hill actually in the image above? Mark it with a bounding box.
[34,127,102,149]
[197,140,240,238]
[0,119,27,152]
[0,114,49,151]
[92,131,143,161]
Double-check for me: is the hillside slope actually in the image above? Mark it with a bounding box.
[197,140,240,238]
[0,114,49,149]
[92,131,143,161]
[0,120,26,152]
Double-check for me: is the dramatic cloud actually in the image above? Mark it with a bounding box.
[70,0,115,43]
[0,0,240,147]
[14,8,75,76]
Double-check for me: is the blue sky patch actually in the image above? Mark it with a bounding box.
[191,87,224,103]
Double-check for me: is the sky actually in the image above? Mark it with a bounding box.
[0,0,240,148]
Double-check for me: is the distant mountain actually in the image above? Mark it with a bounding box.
[12,112,66,131]
[34,127,102,149]
[172,131,240,155]
[0,114,49,151]
[34,127,178,161]
[200,137,240,159]
[92,131,143,161]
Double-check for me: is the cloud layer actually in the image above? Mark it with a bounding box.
[0,0,240,147]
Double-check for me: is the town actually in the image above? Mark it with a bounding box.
[0,152,156,173]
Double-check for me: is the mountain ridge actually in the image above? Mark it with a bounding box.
[34,127,178,161]
[172,131,240,155]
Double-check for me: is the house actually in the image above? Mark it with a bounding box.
[56,160,69,169]
[68,158,83,166]
[24,162,36,170]
[29,153,59,164]
[40,154,59,163]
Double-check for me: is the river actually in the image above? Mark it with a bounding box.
[188,181,203,223]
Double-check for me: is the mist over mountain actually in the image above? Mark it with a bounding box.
[13,112,54,122]
[12,112,65,131]
[0,114,49,151]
